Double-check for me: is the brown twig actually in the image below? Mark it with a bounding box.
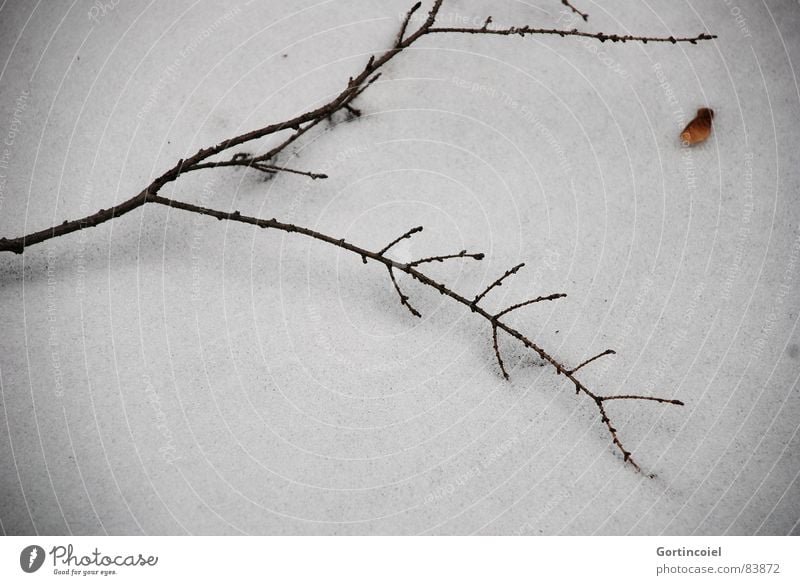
[378,226,424,256]
[387,265,422,318]
[562,0,589,22]
[492,324,510,379]
[190,159,328,180]
[473,263,525,306]
[566,348,616,375]
[602,394,684,405]
[495,293,568,319]
[407,250,484,267]
[398,1,423,45]
[428,26,716,45]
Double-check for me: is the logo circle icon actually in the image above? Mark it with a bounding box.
[20,545,45,573]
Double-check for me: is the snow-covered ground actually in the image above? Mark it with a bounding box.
[0,0,798,535]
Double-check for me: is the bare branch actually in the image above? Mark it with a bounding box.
[425,0,446,30]
[561,0,588,22]
[596,400,642,473]
[566,348,616,375]
[495,293,567,319]
[428,26,716,45]
[600,394,684,406]
[492,324,510,379]
[397,1,423,45]
[68,192,680,474]
[407,249,484,267]
[0,2,715,254]
[387,266,422,318]
[190,159,327,180]
[473,263,525,306]
[0,188,151,254]
[0,0,708,473]
[252,163,328,180]
[252,118,327,165]
[378,225,424,255]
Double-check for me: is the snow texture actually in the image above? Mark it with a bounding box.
[0,0,798,535]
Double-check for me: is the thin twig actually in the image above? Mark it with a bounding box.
[398,1,423,45]
[601,395,684,405]
[596,400,640,472]
[407,250,484,267]
[561,0,589,22]
[566,348,616,375]
[190,159,328,180]
[252,163,328,180]
[387,266,422,318]
[428,26,716,45]
[473,263,525,306]
[378,226,424,255]
[492,324,509,379]
[495,293,567,319]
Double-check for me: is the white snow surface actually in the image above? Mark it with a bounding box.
[0,0,798,535]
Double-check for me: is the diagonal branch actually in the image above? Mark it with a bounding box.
[596,400,638,471]
[0,1,714,255]
[190,159,328,180]
[561,0,589,22]
[138,194,682,473]
[378,226,424,255]
[387,266,422,317]
[566,348,616,375]
[45,191,681,474]
[251,163,328,180]
[397,1,423,45]
[473,263,525,306]
[0,0,708,474]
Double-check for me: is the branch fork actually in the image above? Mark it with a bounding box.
[0,0,711,474]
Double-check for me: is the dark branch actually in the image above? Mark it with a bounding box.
[492,324,510,379]
[428,26,716,45]
[252,163,328,180]
[561,0,588,22]
[566,348,616,375]
[495,293,567,319]
[596,400,640,472]
[398,1,423,45]
[378,225,424,256]
[473,263,525,306]
[57,191,679,474]
[387,266,422,317]
[190,159,327,180]
[601,394,684,406]
[0,2,714,255]
[407,249,484,267]
[0,0,706,473]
